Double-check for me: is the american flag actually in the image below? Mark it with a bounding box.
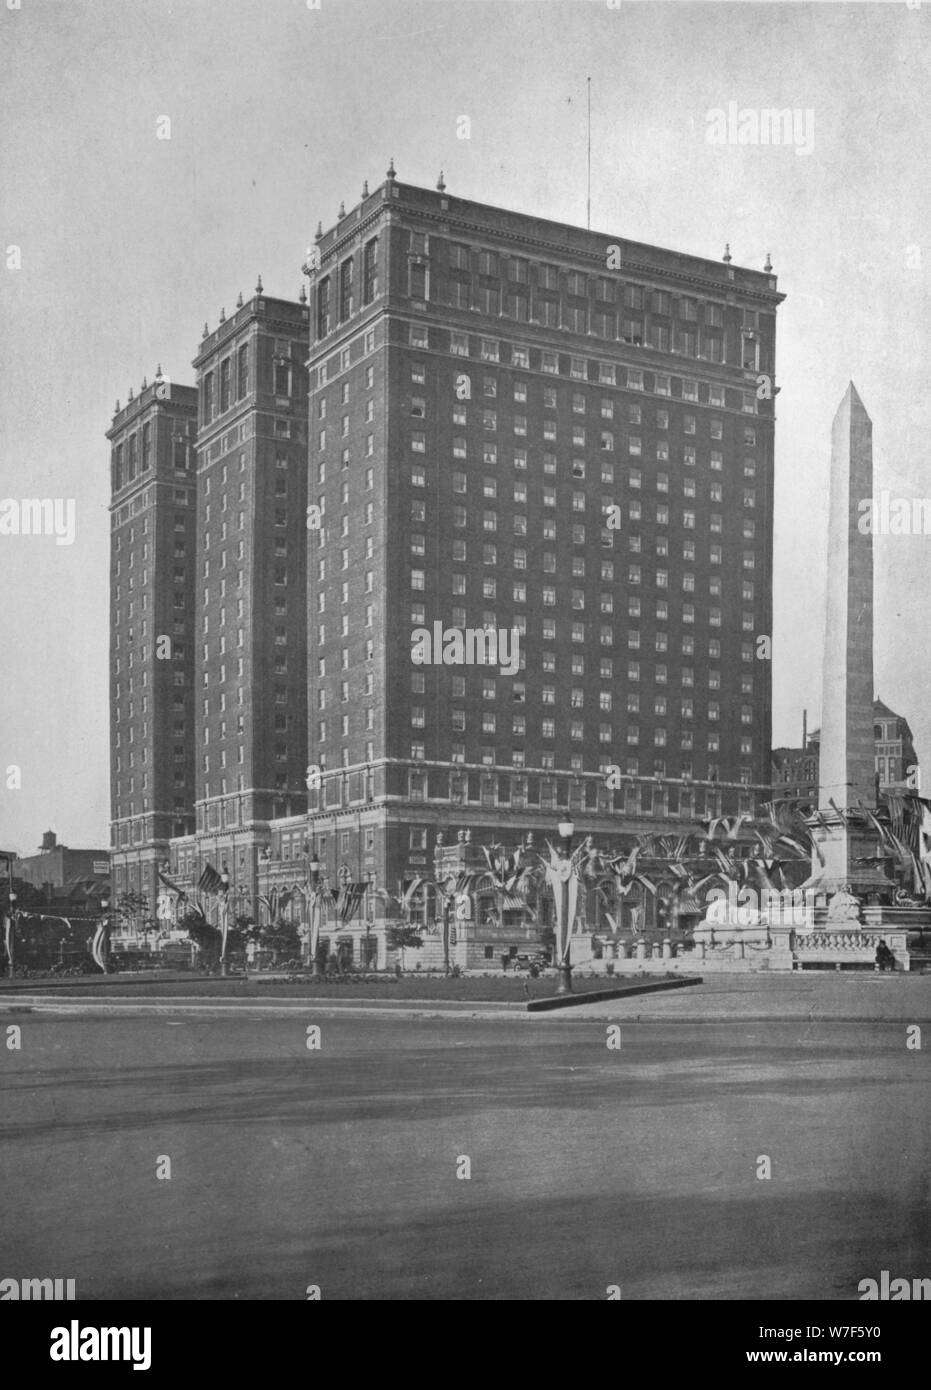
[337,882,367,924]
[197,864,224,896]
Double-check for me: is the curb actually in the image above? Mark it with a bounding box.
[1,979,702,1020]
[0,997,530,1022]
[525,976,702,1011]
[0,998,922,1025]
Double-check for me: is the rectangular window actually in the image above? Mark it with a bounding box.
[339,258,354,319]
[316,277,330,337]
[363,237,379,302]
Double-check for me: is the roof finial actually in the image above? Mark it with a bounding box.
[338,200,345,218]
[115,400,121,413]
[436,170,446,192]
[315,220,323,241]
[202,322,209,338]
[155,363,163,379]
[764,251,773,272]
[362,179,369,197]
[255,274,263,293]
[128,386,134,401]
[722,243,732,264]
[299,284,307,305]
[386,156,396,180]
[141,375,147,389]
[219,307,226,323]
[236,291,243,308]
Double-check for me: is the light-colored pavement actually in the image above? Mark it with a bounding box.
[2,972,928,1022]
[561,972,931,1022]
[2,1008,929,1300]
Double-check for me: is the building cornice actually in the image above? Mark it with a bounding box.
[314,180,784,306]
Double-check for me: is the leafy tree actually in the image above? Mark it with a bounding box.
[260,920,300,964]
[115,891,149,931]
[386,923,423,970]
[181,909,220,967]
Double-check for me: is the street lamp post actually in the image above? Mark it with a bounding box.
[218,865,231,977]
[554,819,576,995]
[307,846,324,976]
[363,873,374,972]
[100,894,111,973]
[441,885,453,976]
[258,845,272,971]
[5,887,17,979]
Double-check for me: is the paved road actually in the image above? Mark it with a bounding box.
[1,1004,929,1300]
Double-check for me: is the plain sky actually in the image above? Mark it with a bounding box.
[0,0,928,854]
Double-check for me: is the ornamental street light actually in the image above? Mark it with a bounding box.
[4,891,17,979]
[307,845,325,976]
[218,865,231,976]
[440,880,455,976]
[363,872,375,972]
[553,819,577,994]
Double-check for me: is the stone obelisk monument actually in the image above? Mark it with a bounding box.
[805,383,893,900]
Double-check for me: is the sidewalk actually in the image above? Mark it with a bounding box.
[2,972,928,1023]
[559,971,931,1022]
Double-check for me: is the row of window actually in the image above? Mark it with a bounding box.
[316,334,377,387]
[407,540,756,579]
[112,423,196,491]
[442,471,757,506]
[413,428,744,463]
[302,745,755,790]
[406,497,756,538]
[404,748,754,779]
[408,711,754,738]
[397,325,762,407]
[429,400,741,436]
[442,243,758,330]
[201,344,250,424]
[406,367,761,440]
[406,494,756,547]
[111,487,191,528]
[405,669,755,696]
[316,239,379,336]
[406,610,762,654]
[438,283,758,360]
[415,575,756,603]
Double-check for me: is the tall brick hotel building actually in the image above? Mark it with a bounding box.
[109,166,783,965]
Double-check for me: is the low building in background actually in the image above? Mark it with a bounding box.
[14,830,110,897]
[772,699,918,812]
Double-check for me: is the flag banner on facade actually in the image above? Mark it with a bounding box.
[259,888,295,920]
[2,913,11,964]
[501,892,534,919]
[197,864,224,896]
[399,877,423,913]
[887,793,907,848]
[916,804,931,897]
[158,870,188,901]
[91,923,107,972]
[337,882,367,923]
[454,870,482,895]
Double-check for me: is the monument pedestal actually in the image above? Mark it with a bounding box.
[802,811,895,900]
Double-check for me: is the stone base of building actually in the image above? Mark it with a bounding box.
[573,913,930,972]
